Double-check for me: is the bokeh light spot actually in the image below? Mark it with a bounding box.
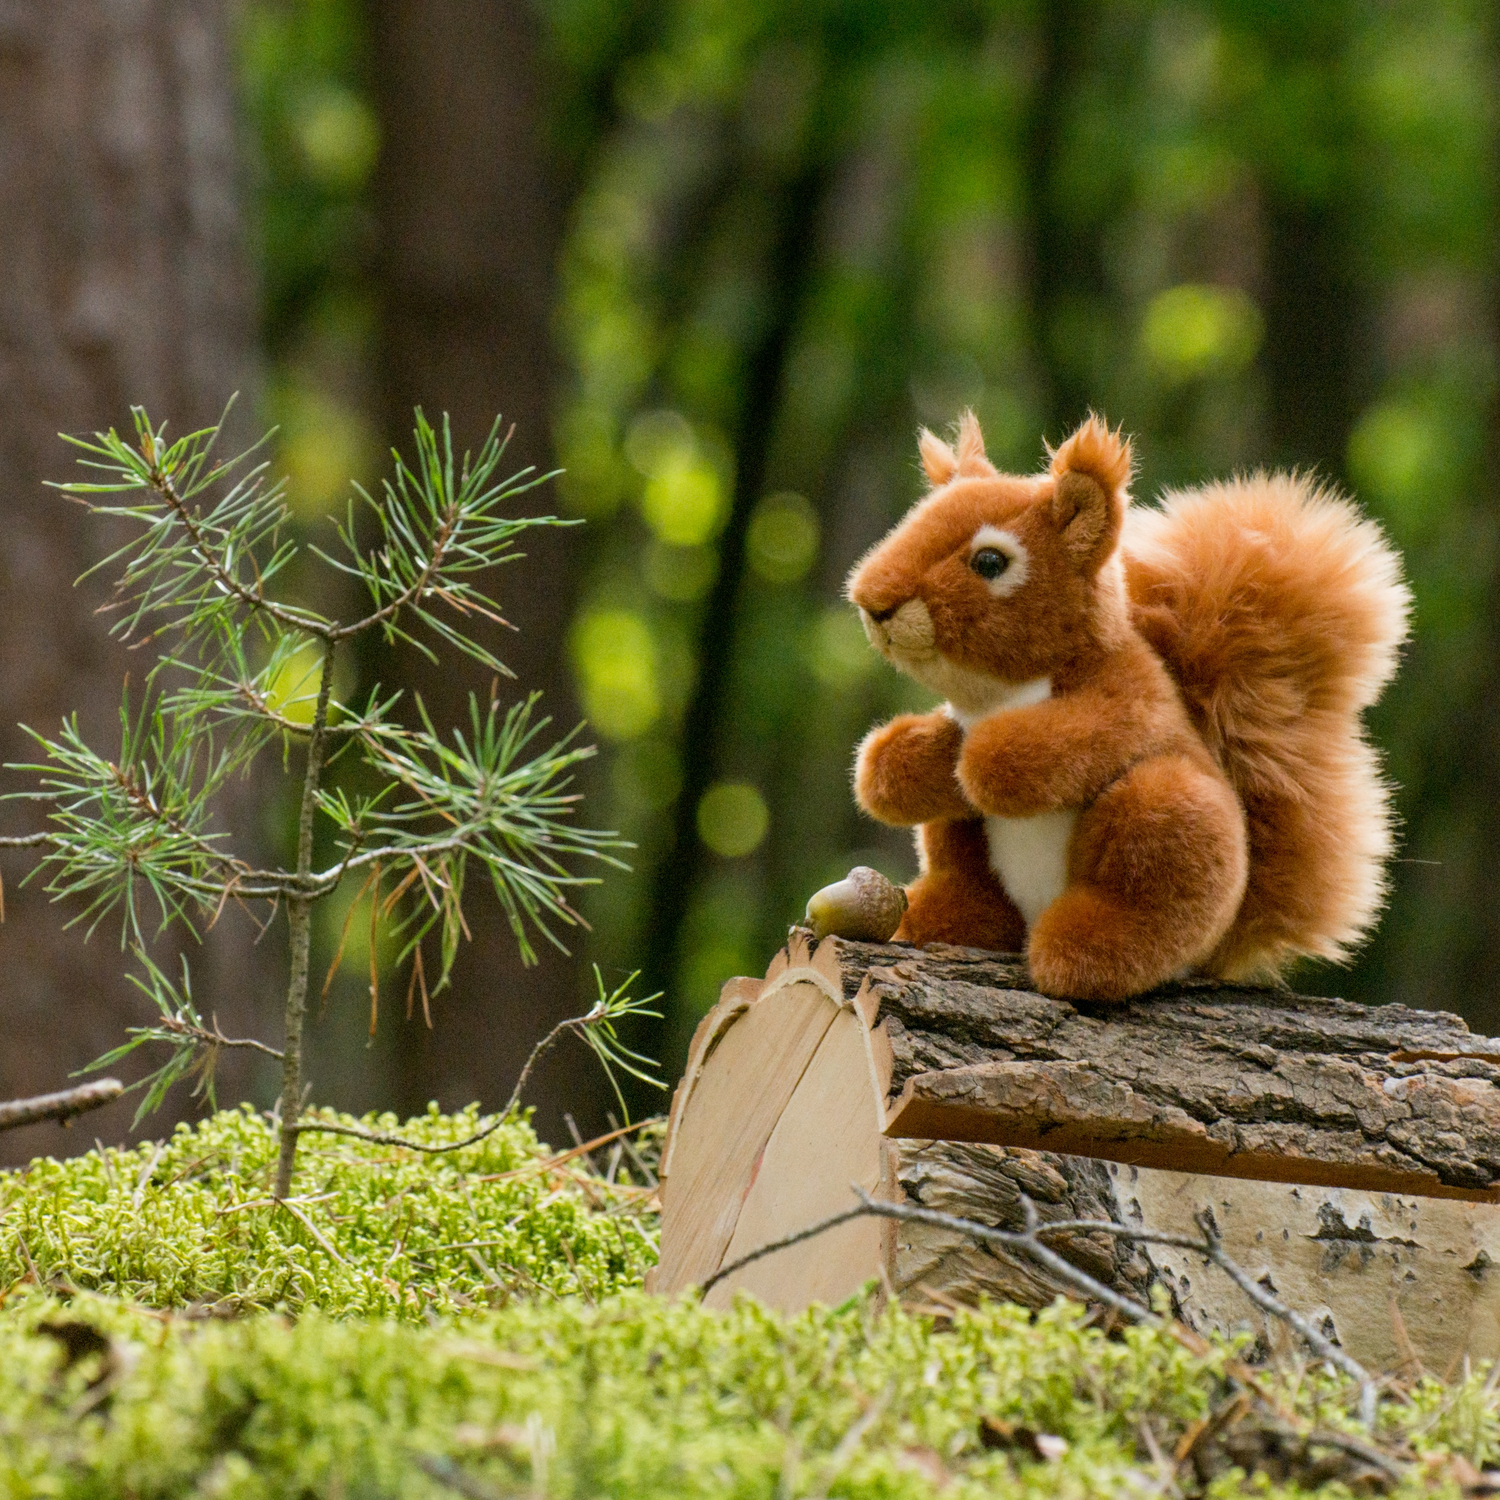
[295,87,380,189]
[807,606,879,690]
[641,461,724,546]
[644,540,718,602]
[1348,399,1444,533]
[1139,284,1263,384]
[747,492,819,583]
[697,782,769,858]
[570,609,660,740]
[262,641,325,727]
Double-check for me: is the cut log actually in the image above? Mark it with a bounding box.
[654,931,1500,1371]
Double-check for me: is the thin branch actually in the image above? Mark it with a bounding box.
[290,993,655,1154]
[325,506,459,643]
[0,833,52,849]
[232,679,366,737]
[148,463,331,638]
[1023,1207,1377,1423]
[697,1207,873,1296]
[158,1015,283,1061]
[500,1012,588,1118]
[1187,1209,1379,1428]
[0,1079,123,1132]
[697,1188,1382,1431]
[105,758,256,881]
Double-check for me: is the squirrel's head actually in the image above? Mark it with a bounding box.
[847,412,1134,716]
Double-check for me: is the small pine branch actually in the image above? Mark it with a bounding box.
[324,690,627,982]
[4,401,638,1190]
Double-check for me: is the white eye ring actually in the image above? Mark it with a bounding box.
[967,525,1028,596]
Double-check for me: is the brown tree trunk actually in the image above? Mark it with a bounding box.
[368,0,598,1145]
[0,0,261,1164]
[1423,13,1500,1035]
[1022,0,1107,443]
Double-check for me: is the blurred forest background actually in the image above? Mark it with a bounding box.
[0,0,1496,1158]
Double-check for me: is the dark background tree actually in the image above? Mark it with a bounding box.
[0,0,263,1163]
[364,0,594,1143]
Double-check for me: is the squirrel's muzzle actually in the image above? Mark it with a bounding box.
[860,597,936,657]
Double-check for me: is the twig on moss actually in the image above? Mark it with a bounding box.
[472,1121,658,1182]
[277,1196,350,1269]
[698,1206,871,1295]
[698,1186,1382,1431]
[290,977,662,1155]
[411,1453,508,1500]
[0,1079,123,1132]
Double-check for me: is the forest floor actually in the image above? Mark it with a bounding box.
[0,1107,1493,1496]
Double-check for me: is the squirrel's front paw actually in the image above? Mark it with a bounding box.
[855,712,970,825]
[956,719,1047,816]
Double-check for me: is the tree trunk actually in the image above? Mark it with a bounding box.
[0,0,260,1164]
[656,930,1500,1371]
[1022,0,1107,442]
[368,0,597,1144]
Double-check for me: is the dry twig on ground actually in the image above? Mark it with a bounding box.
[701,1185,1382,1432]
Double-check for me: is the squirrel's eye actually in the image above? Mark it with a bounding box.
[970,547,1009,581]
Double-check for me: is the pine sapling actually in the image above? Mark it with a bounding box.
[0,404,648,1198]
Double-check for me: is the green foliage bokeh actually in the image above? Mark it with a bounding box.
[236,0,1500,1079]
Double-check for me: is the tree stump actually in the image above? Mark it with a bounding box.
[653,931,1500,1371]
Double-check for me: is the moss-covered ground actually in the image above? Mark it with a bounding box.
[0,1108,1492,1496]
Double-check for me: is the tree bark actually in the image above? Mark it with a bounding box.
[868,951,1500,1202]
[0,0,261,1164]
[368,0,596,1144]
[845,935,1500,1201]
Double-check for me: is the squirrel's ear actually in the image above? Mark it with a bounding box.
[955,410,998,478]
[1046,414,1132,570]
[918,428,958,486]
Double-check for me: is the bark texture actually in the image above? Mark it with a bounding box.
[888,1137,1153,1312]
[368,0,597,1143]
[0,0,261,1163]
[843,937,1500,1201]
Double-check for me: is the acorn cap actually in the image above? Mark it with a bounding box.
[804,866,908,942]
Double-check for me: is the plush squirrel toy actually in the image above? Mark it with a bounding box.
[808,412,1411,1002]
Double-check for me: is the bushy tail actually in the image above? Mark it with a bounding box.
[1122,473,1412,980]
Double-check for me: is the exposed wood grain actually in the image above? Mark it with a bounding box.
[654,979,839,1290]
[705,1007,887,1310]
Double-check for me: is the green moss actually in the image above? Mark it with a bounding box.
[0,1285,1490,1497]
[0,1112,1490,1496]
[0,1290,1256,1497]
[0,1105,657,1316]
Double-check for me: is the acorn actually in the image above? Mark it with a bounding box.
[804,866,907,942]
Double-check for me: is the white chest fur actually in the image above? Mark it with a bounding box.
[944,677,1074,930]
[985,809,1077,928]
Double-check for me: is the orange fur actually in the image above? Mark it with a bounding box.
[1123,473,1411,978]
[846,413,1406,1000]
[904,818,1027,953]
